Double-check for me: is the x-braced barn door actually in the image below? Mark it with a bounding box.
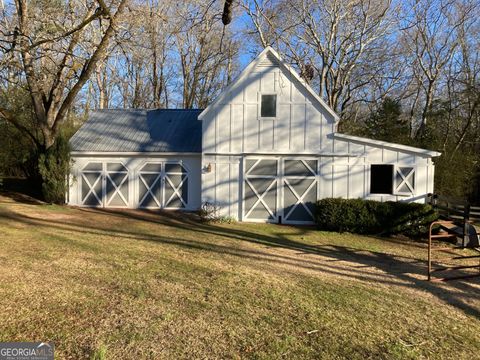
[243,159,279,222]
[80,162,129,207]
[243,158,318,224]
[105,163,129,207]
[282,159,318,224]
[138,162,188,209]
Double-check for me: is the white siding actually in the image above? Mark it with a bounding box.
[231,104,243,153]
[199,48,438,220]
[217,106,231,153]
[319,157,334,199]
[200,54,338,219]
[275,103,291,149]
[203,123,436,219]
[333,163,349,198]
[201,64,336,156]
[291,104,306,152]
[325,137,436,203]
[201,155,240,218]
[306,104,321,150]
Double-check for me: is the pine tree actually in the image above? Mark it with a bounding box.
[364,98,410,143]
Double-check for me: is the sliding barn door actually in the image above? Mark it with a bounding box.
[242,158,318,224]
[105,163,129,207]
[282,160,318,224]
[243,159,279,222]
[80,162,103,206]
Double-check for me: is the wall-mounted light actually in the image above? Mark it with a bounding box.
[204,163,212,173]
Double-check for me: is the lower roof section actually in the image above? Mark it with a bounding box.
[333,133,441,158]
[70,109,203,153]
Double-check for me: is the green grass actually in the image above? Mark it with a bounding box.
[0,193,479,359]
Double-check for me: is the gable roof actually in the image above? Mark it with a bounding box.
[70,109,203,153]
[198,46,340,122]
[334,133,441,157]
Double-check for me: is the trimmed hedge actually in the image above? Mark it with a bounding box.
[316,198,438,237]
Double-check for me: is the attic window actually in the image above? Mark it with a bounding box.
[261,94,277,117]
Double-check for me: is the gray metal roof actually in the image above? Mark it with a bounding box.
[70,109,203,153]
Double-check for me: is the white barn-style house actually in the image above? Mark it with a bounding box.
[68,47,441,224]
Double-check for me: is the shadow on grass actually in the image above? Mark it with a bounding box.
[0,190,45,205]
[1,199,479,319]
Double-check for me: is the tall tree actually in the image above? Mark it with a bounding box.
[363,97,409,143]
[400,0,476,137]
[0,0,128,150]
[243,0,395,116]
[174,0,238,109]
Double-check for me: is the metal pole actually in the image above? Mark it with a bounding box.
[428,222,433,281]
[463,203,470,248]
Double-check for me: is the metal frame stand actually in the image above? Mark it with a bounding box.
[428,220,480,281]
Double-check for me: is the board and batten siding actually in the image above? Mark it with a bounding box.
[201,155,242,218]
[201,55,336,155]
[323,137,435,202]
[201,52,337,218]
[202,145,435,220]
[200,48,437,220]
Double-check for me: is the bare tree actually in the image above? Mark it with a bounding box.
[400,0,475,136]
[174,0,239,109]
[243,0,395,117]
[86,0,237,110]
[0,0,128,150]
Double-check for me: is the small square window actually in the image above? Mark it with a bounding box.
[261,94,277,117]
[370,164,393,194]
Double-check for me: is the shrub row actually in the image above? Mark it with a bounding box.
[316,198,438,237]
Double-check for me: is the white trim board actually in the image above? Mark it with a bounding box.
[203,152,366,157]
[71,152,201,157]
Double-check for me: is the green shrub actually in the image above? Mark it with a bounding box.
[38,136,71,204]
[316,198,438,237]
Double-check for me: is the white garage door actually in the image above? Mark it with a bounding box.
[243,158,318,224]
[138,162,188,209]
[80,162,129,207]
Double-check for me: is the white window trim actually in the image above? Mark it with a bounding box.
[258,92,278,120]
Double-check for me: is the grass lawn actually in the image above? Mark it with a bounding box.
[0,193,479,359]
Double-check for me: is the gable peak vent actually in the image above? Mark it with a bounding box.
[257,52,279,68]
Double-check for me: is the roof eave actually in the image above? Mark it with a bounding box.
[70,151,201,156]
[333,133,441,157]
